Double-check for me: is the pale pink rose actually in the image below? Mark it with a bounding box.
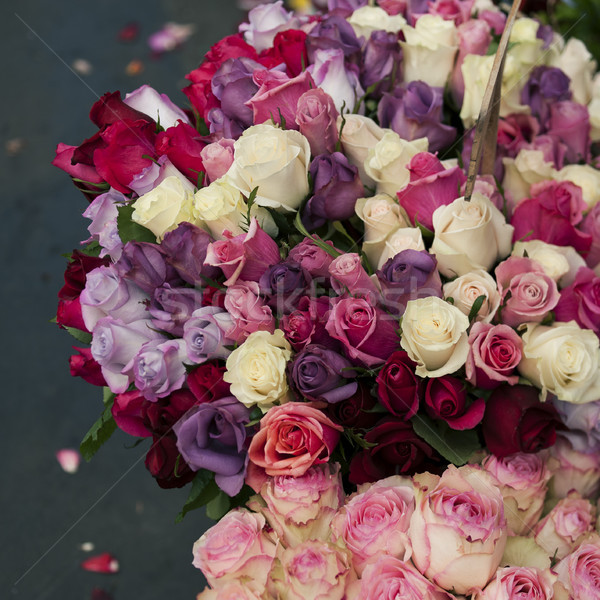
[409,465,507,595]
[192,509,277,590]
[553,534,600,600]
[534,492,596,560]
[124,84,190,129]
[223,281,275,344]
[482,453,551,536]
[474,566,556,600]
[248,463,344,548]
[494,257,560,328]
[196,581,263,600]
[330,477,414,576]
[547,436,600,500]
[346,555,453,600]
[200,139,235,183]
[465,322,523,389]
[328,253,379,300]
[239,0,300,53]
[205,218,281,286]
[295,88,339,156]
[268,540,353,600]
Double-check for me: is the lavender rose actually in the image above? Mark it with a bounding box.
[149,284,204,336]
[183,307,233,364]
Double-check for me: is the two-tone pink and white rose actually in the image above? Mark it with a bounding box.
[474,566,556,600]
[553,534,600,600]
[443,270,501,324]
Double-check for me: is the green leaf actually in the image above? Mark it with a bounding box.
[414,217,434,243]
[266,207,293,236]
[63,326,92,345]
[411,413,481,466]
[175,471,218,523]
[468,294,486,323]
[80,398,118,462]
[102,387,114,406]
[206,490,232,520]
[116,203,157,244]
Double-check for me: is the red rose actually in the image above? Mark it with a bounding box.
[376,350,421,418]
[187,362,230,403]
[112,389,151,437]
[482,384,562,458]
[155,122,206,185]
[70,347,106,387]
[89,90,153,129]
[145,435,194,489]
[424,376,485,430]
[326,382,380,430]
[264,29,308,77]
[142,389,198,435]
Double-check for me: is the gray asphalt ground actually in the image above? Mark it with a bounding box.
[1,1,245,598]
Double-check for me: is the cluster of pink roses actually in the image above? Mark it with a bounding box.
[54,0,600,524]
[192,454,600,599]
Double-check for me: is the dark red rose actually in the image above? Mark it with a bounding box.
[263,29,308,77]
[326,383,380,430]
[155,122,207,186]
[424,376,485,430]
[349,418,438,484]
[142,389,198,435]
[93,119,157,194]
[187,362,230,404]
[89,91,153,129]
[145,435,194,489]
[376,350,421,418]
[112,389,151,437]
[70,347,106,387]
[482,384,562,457]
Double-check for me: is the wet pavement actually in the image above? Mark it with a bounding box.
[2,1,244,598]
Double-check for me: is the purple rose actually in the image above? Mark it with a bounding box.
[553,398,600,453]
[581,203,600,269]
[259,261,308,315]
[129,338,187,402]
[183,307,233,364]
[547,100,591,164]
[378,82,456,152]
[376,250,442,315]
[173,396,250,496]
[521,66,572,127]
[306,14,362,62]
[288,237,337,280]
[303,152,364,229]
[327,0,368,17]
[361,30,401,92]
[289,344,358,403]
[295,88,339,156]
[149,284,204,336]
[116,241,180,294]
[80,264,149,331]
[82,189,124,261]
[161,222,219,286]
[90,317,164,393]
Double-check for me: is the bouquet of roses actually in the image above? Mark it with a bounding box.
[54,0,600,528]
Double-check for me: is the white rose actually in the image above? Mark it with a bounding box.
[338,114,387,186]
[551,37,596,105]
[431,192,514,278]
[502,150,557,209]
[124,85,190,129]
[556,164,600,208]
[364,132,428,197]
[589,96,600,142]
[518,321,600,404]
[401,15,458,88]
[131,175,195,241]
[227,123,311,212]
[347,6,406,39]
[400,296,470,377]
[223,329,292,411]
[443,269,501,323]
[512,240,586,287]
[194,177,247,239]
[377,228,425,270]
[239,0,300,53]
[460,53,494,129]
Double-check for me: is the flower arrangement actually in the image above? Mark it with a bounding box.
[54,0,600,560]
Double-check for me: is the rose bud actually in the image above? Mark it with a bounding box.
[69,347,106,387]
[376,350,421,419]
[144,434,194,489]
[111,389,151,437]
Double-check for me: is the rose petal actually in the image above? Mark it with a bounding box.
[56,449,81,474]
[81,553,120,574]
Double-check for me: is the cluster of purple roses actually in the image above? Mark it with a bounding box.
[54,0,600,525]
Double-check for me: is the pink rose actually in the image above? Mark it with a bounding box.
[554,267,600,336]
[200,139,235,183]
[224,281,275,344]
[331,477,414,576]
[248,463,344,548]
[482,453,551,536]
[295,88,339,156]
[325,296,401,367]
[494,256,560,328]
[247,403,342,490]
[268,540,352,600]
[196,581,263,600]
[547,100,591,164]
[547,436,600,500]
[554,535,600,600]
[409,465,507,595]
[465,322,523,389]
[192,509,277,590]
[328,253,379,300]
[428,0,474,25]
[205,218,281,286]
[288,237,337,280]
[347,556,453,600]
[111,389,151,438]
[280,296,332,352]
[533,492,596,560]
[474,566,556,600]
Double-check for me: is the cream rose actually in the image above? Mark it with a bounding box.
[364,132,428,197]
[460,53,494,129]
[401,15,458,88]
[131,175,195,241]
[589,96,600,142]
[502,150,557,209]
[224,329,292,410]
[518,321,600,404]
[551,37,595,105]
[347,6,406,38]
[377,227,426,270]
[226,123,310,212]
[400,296,470,377]
[556,164,600,208]
[431,192,514,278]
[443,269,501,324]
